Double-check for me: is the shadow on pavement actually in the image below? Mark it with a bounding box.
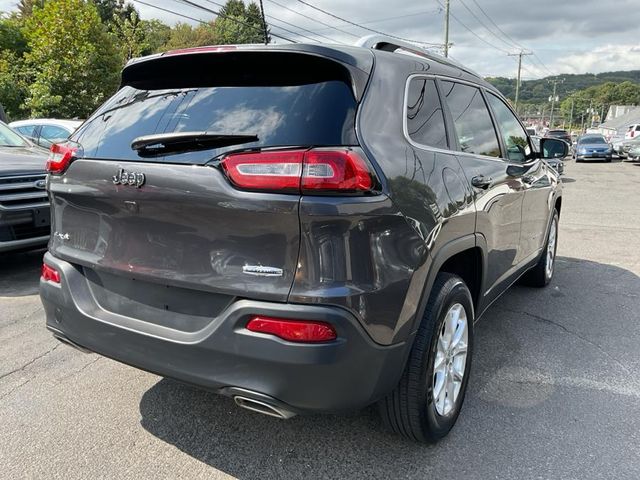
[138,256,640,479]
[0,249,45,297]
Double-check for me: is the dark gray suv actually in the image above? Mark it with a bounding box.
[40,36,567,443]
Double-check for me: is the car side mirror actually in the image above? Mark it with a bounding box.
[540,138,568,159]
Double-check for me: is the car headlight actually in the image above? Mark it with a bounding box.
[578,148,587,154]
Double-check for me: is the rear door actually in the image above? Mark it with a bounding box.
[48,51,363,303]
[439,80,525,299]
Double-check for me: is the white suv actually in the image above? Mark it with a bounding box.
[625,124,640,140]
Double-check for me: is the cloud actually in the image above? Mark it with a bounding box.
[2,0,640,78]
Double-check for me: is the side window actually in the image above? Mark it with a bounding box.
[15,125,37,139]
[440,81,501,158]
[39,125,70,147]
[406,77,448,149]
[487,93,533,163]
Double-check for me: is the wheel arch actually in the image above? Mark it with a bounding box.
[409,234,486,336]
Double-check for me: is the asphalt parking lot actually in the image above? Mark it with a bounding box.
[1,159,639,480]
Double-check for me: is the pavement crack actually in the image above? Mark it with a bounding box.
[59,356,101,382]
[0,305,44,330]
[0,342,61,381]
[505,308,632,375]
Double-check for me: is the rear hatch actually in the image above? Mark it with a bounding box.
[48,48,371,319]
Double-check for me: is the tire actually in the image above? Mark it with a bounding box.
[378,273,474,443]
[521,210,559,287]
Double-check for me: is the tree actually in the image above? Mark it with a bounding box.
[17,0,45,18]
[111,9,147,61]
[0,16,29,120]
[138,19,171,55]
[93,0,136,24]
[162,22,217,51]
[23,0,122,118]
[214,0,265,44]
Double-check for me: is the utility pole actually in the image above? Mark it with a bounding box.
[443,0,450,58]
[507,50,532,114]
[569,97,575,131]
[548,78,563,128]
[258,0,268,45]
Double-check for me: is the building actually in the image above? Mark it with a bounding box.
[597,106,640,138]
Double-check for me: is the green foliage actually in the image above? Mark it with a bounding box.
[22,0,122,118]
[163,22,218,51]
[559,81,640,125]
[214,0,266,45]
[487,70,640,104]
[138,19,171,55]
[93,0,136,24]
[17,0,45,18]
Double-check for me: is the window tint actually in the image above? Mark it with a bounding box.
[15,125,37,139]
[39,125,71,147]
[406,77,447,149]
[440,81,500,158]
[0,122,28,147]
[74,81,357,164]
[487,93,533,163]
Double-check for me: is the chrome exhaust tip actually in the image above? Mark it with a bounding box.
[233,395,296,419]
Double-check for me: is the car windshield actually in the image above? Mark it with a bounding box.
[579,136,606,144]
[0,122,28,147]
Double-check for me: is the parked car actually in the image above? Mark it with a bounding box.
[574,134,613,162]
[620,137,640,158]
[624,123,640,140]
[546,129,572,144]
[531,135,564,174]
[9,119,82,148]
[0,121,50,253]
[627,144,640,161]
[39,37,566,443]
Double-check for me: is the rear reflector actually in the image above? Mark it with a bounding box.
[41,264,60,284]
[221,148,374,194]
[246,316,337,343]
[46,142,77,174]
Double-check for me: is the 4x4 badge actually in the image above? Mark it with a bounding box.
[113,168,145,188]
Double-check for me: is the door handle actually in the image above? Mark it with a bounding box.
[471,175,492,189]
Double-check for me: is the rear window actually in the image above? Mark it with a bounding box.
[73,53,358,164]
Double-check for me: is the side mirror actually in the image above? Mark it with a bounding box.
[540,138,569,159]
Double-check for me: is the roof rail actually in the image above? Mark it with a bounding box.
[354,35,481,78]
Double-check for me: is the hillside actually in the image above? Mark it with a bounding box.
[486,70,640,104]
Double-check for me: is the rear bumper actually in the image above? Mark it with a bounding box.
[40,252,409,414]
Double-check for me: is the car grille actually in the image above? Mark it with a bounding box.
[0,174,49,210]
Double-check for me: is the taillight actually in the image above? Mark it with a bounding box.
[221,148,375,194]
[222,150,305,192]
[302,149,372,192]
[46,142,77,174]
[41,263,60,284]
[246,316,337,343]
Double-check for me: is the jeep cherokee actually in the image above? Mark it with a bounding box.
[40,36,567,442]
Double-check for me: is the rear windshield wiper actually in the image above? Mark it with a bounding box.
[131,131,259,157]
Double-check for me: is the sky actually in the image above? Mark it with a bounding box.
[2,0,640,79]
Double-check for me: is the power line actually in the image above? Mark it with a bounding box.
[458,0,519,51]
[467,0,555,76]
[171,0,297,43]
[131,0,209,25]
[265,0,360,39]
[201,0,340,44]
[294,0,442,46]
[293,9,440,35]
[435,0,511,54]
